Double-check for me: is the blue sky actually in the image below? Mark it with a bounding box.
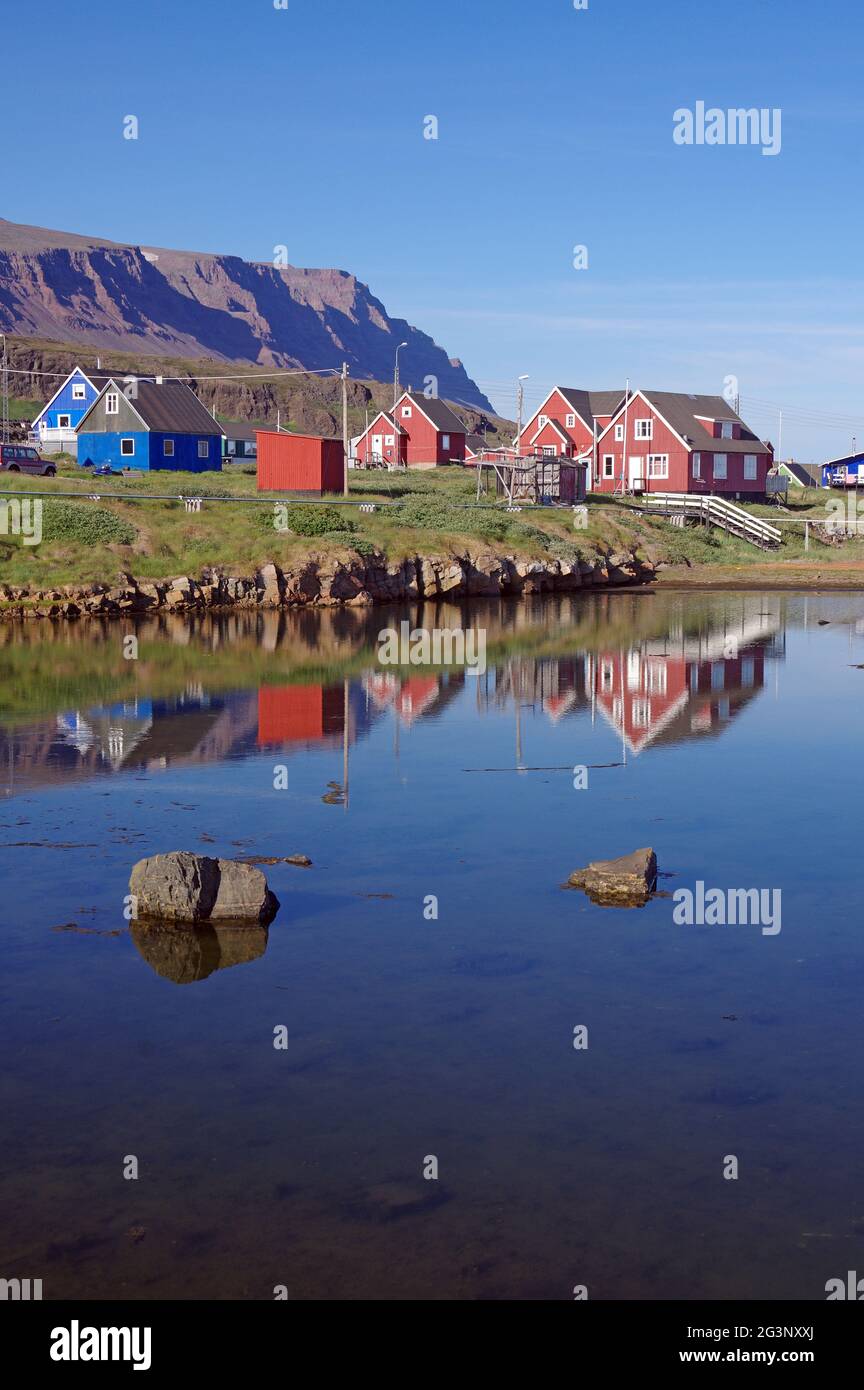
[4,0,863,461]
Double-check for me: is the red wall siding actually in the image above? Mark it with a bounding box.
[257,431,344,492]
[593,401,689,493]
[519,389,594,455]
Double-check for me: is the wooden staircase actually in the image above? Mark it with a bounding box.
[637,492,781,550]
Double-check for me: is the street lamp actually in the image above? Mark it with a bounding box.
[394,341,408,408]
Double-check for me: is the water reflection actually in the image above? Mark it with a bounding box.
[0,591,815,797]
[130,920,269,984]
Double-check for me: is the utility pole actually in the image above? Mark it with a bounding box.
[0,333,9,446]
[778,408,783,464]
[342,362,350,496]
[516,374,529,459]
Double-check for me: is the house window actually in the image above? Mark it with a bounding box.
[542,445,556,457]
[442,434,450,450]
[635,418,653,440]
[106,392,119,415]
[720,420,734,439]
[614,423,625,441]
[197,440,209,459]
[538,415,548,428]
[743,454,757,480]
[385,434,395,447]
[163,439,175,457]
[603,454,615,478]
[647,454,669,478]
[72,384,87,401]
[692,452,701,478]
[632,698,651,728]
[120,438,135,457]
[713,454,728,480]
[402,406,412,418]
[57,414,71,429]
[565,413,576,429]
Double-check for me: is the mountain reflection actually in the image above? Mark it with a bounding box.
[0,593,790,795]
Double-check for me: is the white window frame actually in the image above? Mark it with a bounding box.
[71,384,87,401]
[602,454,615,479]
[120,438,135,457]
[743,454,757,480]
[635,418,653,441]
[441,433,450,450]
[614,423,625,442]
[197,440,209,459]
[163,438,175,457]
[692,452,701,478]
[713,454,728,480]
[565,413,576,429]
[56,414,72,429]
[542,445,556,457]
[647,453,669,478]
[538,415,548,429]
[401,406,412,418]
[106,392,119,415]
[385,434,395,447]
[720,420,734,439]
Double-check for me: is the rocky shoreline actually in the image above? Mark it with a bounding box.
[0,547,655,619]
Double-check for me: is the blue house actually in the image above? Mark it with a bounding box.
[32,366,113,452]
[822,451,864,488]
[76,378,225,472]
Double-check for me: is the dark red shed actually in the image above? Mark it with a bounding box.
[256,431,344,494]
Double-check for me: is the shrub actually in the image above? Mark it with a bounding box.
[40,501,136,547]
[260,503,356,536]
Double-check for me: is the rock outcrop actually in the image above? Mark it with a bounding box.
[567,848,658,907]
[129,851,280,925]
[0,548,655,619]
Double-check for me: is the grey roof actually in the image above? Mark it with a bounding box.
[556,388,625,428]
[403,392,466,435]
[466,433,490,452]
[783,462,822,486]
[221,420,261,441]
[119,380,225,435]
[640,391,770,454]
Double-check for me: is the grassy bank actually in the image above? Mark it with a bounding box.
[1,464,862,590]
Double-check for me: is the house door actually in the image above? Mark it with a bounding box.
[628,457,644,491]
[371,434,383,461]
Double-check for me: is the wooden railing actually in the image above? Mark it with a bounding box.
[637,492,781,549]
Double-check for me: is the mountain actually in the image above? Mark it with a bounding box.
[0,218,492,412]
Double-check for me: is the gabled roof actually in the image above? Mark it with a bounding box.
[358,410,406,442]
[523,386,625,438]
[465,433,489,454]
[32,366,114,426]
[782,462,822,486]
[398,391,465,435]
[822,450,864,468]
[530,417,570,445]
[77,379,225,435]
[598,389,770,454]
[640,391,770,454]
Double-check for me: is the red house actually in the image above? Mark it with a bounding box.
[591,390,773,499]
[257,430,344,493]
[518,387,624,459]
[354,391,466,468]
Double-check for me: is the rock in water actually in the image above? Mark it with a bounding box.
[129,852,279,925]
[567,848,657,907]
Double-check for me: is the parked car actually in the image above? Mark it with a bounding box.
[0,443,57,476]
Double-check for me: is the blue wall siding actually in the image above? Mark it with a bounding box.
[77,431,222,472]
[77,431,150,470]
[148,433,222,473]
[36,371,100,430]
[822,458,864,485]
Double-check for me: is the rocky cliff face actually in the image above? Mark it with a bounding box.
[0,218,492,411]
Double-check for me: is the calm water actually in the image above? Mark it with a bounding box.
[1,590,863,1301]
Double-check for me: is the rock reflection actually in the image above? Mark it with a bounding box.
[130,921,268,984]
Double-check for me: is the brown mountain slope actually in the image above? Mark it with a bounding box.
[0,217,492,412]
[3,336,515,448]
